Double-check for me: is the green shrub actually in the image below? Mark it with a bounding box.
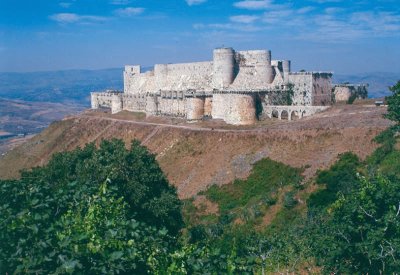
[205,158,303,216]
[0,139,182,273]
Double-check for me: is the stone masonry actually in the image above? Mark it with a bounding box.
[91,47,342,125]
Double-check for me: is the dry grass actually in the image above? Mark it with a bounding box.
[0,105,392,199]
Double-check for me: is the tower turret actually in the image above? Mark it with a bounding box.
[253,50,275,84]
[212,47,235,89]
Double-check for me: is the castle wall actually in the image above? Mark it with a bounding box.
[287,72,332,106]
[162,61,213,77]
[111,94,123,114]
[122,94,146,112]
[186,97,205,120]
[91,93,100,109]
[212,93,256,125]
[237,50,274,84]
[145,96,158,115]
[125,61,213,94]
[334,86,352,102]
[312,73,333,106]
[333,84,368,103]
[91,92,120,110]
[213,48,235,89]
[204,97,212,116]
[288,73,313,106]
[158,97,185,117]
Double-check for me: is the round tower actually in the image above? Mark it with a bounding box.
[254,50,275,84]
[282,60,291,83]
[212,47,235,89]
[282,60,291,74]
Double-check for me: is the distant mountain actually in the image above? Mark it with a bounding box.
[0,97,84,134]
[0,68,124,105]
[333,72,399,98]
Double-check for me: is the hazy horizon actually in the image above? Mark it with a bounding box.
[1,0,399,74]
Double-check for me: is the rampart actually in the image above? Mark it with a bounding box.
[91,47,350,125]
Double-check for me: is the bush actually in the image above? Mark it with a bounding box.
[385,80,400,124]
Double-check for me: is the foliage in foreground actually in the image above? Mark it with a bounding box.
[312,174,400,274]
[0,139,182,274]
[308,126,400,273]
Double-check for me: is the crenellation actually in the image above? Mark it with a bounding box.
[91,47,364,125]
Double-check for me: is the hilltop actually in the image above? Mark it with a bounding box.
[0,102,392,198]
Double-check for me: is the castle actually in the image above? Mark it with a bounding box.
[91,47,336,125]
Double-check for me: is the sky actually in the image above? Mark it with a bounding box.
[0,0,399,74]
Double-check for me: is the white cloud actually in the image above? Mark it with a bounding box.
[197,0,400,43]
[230,15,259,23]
[193,22,262,32]
[233,0,272,10]
[262,10,293,24]
[114,7,145,17]
[186,0,207,6]
[49,13,107,24]
[312,0,342,3]
[297,6,315,14]
[325,7,344,14]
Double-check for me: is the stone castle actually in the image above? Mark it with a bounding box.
[91,47,344,125]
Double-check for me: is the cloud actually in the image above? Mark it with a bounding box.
[110,0,131,5]
[59,2,72,8]
[49,13,107,24]
[194,22,262,32]
[262,10,293,24]
[233,0,272,10]
[186,0,207,6]
[312,0,342,3]
[325,7,344,14]
[197,0,400,42]
[297,6,315,14]
[230,15,259,23]
[114,7,145,17]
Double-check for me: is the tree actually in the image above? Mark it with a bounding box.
[0,139,182,273]
[312,175,400,274]
[40,139,183,235]
[385,80,400,124]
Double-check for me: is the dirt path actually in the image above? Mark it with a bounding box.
[80,105,389,134]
